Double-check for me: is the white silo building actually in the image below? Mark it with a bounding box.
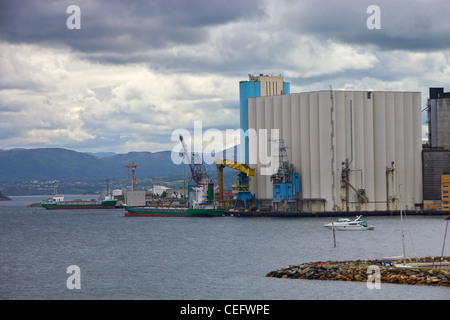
[246,90,423,212]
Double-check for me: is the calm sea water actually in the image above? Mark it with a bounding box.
[0,195,449,300]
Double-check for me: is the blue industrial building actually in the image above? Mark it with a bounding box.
[239,74,290,164]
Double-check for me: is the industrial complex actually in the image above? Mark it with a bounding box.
[236,75,450,214]
[123,75,449,216]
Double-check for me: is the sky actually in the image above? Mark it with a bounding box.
[1,0,449,154]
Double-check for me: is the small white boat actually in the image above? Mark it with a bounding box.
[324,215,375,231]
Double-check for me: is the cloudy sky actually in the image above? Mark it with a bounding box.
[1,0,449,154]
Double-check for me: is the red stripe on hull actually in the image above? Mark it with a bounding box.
[44,206,116,210]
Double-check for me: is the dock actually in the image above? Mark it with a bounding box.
[222,210,450,218]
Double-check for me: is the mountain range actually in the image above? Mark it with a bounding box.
[0,148,216,183]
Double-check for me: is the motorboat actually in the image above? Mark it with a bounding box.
[324,215,375,231]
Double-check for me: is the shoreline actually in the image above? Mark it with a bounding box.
[266,256,450,287]
[223,210,450,217]
[0,191,11,201]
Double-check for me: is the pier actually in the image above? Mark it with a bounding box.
[222,210,450,218]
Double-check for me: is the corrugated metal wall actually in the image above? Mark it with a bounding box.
[248,90,423,212]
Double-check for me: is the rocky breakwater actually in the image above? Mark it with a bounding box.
[266,256,450,287]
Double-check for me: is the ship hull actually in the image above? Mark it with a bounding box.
[324,224,368,231]
[124,206,224,217]
[41,200,117,210]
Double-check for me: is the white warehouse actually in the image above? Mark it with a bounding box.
[246,90,423,212]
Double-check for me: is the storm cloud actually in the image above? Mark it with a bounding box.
[0,0,449,153]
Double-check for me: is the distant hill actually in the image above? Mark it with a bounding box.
[86,151,117,158]
[0,147,220,183]
[0,190,11,200]
[102,150,187,178]
[0,148,113,182]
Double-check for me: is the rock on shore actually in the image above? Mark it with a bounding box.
[0,191,11,201]
[266,256,450,287]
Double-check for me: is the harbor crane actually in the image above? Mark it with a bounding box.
[270,139,300,211]
[215,158,259,212]
[179,135,213,204]
[179,135,211,185]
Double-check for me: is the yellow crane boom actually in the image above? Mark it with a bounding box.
[215,159,255,177]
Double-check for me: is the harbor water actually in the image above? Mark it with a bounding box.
[1,196,449,300]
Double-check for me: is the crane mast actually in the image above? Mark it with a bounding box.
[179,135,214,205]
[179,135,211,185]
[123,161,137,191]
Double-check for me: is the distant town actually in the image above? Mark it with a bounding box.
[0,175,185,197]
[0,171,237,198]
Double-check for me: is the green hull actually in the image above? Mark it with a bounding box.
[124,205,224,217]
[41,199,117,210]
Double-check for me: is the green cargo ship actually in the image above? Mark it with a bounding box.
[123,182,225,217]
[41,195,117,210]
[123,204,224,217]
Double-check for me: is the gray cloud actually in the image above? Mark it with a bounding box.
[0,0,449,153]
[278,0,450,51]
[0,0,265,53]
[2,0,448,73]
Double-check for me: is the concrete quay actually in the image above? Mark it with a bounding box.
[223,210,450,217]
